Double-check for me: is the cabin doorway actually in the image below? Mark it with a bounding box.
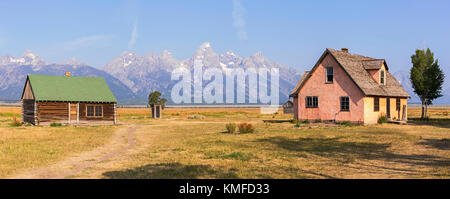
[386,98,391,119]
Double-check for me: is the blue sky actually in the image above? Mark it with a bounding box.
[0,0,449,75]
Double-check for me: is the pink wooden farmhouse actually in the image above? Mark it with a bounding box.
[290,48,410,124]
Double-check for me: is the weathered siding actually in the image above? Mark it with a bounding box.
[22,80,34,100]
[295,53,365,123]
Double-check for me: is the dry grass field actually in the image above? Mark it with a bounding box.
[0,105,448,179]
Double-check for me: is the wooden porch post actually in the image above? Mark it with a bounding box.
[34,101,38,125]
[113,103,117,125]
[77,103,79,124]
[68,102,71,124]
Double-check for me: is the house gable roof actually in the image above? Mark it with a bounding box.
[290,48,410,98]
[22,74,117,103]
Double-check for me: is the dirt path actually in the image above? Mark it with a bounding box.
[10,125,138,179]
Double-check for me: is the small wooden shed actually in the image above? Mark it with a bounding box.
[282,100,294,114]
[21,73,118,125]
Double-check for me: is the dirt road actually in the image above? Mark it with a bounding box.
[10,125,138,179]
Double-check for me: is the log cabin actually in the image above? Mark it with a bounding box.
[290,48,410,124]
[21,73,117,125]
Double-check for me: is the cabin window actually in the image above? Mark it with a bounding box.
[86,105,103,117]
[306,96,318,108]
[340,96,350,111]
[326,67,333,83]
[374,97,380,112]
[396,98,401,111]
[87,105,95,117]
[95,105,103,117]
[380,69,385,85]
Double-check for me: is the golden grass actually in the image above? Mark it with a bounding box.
[0,106,448,179]
[0,111,117,178]
[98,108,449,179]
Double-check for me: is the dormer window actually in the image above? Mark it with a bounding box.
[380,69,385,85]
[326,67,333,83]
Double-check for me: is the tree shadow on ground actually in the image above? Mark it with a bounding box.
[417,138,450,150]
[408,118,450,129]
[102,163,239,179]
[256,137,449,170]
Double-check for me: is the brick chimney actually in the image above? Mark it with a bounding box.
[341,48,349,53]
[65,72,71,77]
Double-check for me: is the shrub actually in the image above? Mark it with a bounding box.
[225,123,237,134]
[9,117,22,127]
[339,121,351,126]
[187,114,205,120]
[238,123,255,134]
[302,120,310,124]
[315,119,322,123]
[50,122,62,127]
[378,115,388,124]
[294,123,301,128]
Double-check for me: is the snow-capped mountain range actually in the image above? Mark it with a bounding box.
[0,42,302,104]
[102,42,302,104]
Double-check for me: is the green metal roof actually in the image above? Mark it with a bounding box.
[27,74,117,103]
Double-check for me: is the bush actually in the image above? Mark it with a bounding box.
[50,122,62,127]
[302,120,310,124]
[339,121,351,126]
[294,123,301,128]
[315,119,322,123]
[9,117,22,127]
[378,115,388,124]
[225,123,237,134]
[238,123,255,134]
[187,114,205,120]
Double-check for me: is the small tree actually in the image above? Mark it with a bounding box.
[410,48,445,118]
[148,91,168,109]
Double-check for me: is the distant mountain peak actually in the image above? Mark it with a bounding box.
[160,49,173,57]
[199,42,211,49]
[0,50,48,66]
[21,50,38,59]
[61,57,86,66]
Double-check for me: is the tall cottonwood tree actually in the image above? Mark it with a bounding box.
[148,91,168,109]
[410,48,445,119]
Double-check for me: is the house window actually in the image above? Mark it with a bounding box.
[326,67,333,83]
[306,96,318,108]
[374,97,380,112]
[396,98,401,111]
[86,104,103,117]
[340,96,350,111]
[380,69,385,85]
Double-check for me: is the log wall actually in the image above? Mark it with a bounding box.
[32,102,115,124]
[37,102,69,122]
